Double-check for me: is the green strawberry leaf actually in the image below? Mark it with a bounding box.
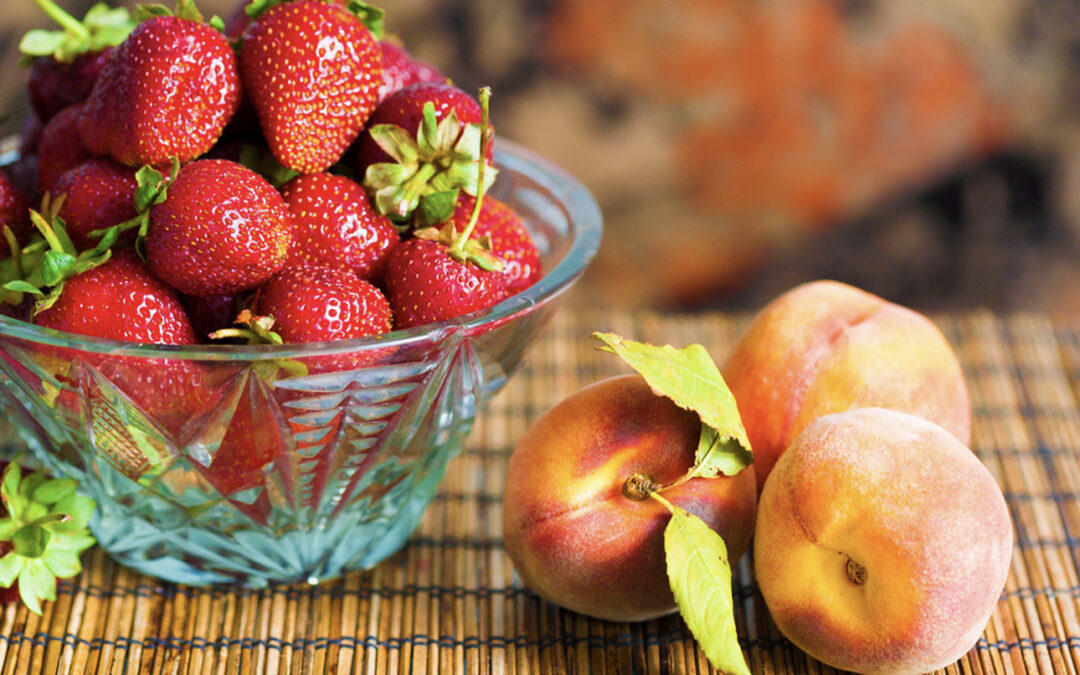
[3,281,44,297]
[369,125,420,167]
[40,250,77,288]
[346,1,385,38]
[364,162,415,192]
[18,30,67,58]
[418,189,460,228]
[18,559,55,615]
[174,0,205,23]
[134,4,174,22]
[658,496,751,675]
[12,525,50,558]
[452,123,484,162]
[0,554,22,589]
[32,478,77,505]
[44,549,82,579]
[592,332,752,478]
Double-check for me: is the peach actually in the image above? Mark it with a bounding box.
[722,279,970,493]
[755,407,1012,675]
[502,374,757,621]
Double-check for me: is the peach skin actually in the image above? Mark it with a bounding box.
[502,374,757,622]
[722,279,970,493]
[754,407,1012,675]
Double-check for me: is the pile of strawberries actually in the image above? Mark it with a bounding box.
[0,0,542,349]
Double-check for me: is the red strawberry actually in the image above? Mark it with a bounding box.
[383,235,507,330]
[19,0,135,121]
[181,292,245,340]
[37,103,90,194]
[78,4,241,168]
[240,0,384,173]
[280,173,399,282]
[255,264,392,343]
[19,113,43,157]
[0,171,32,259]
[355,81,488,175]
[34,248,197,345]
[53,159,138,250]
[450,194,541,296]
[146,159,292,297]
[377,40,444,102]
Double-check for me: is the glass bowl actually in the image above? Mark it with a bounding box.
[0,140,602,587]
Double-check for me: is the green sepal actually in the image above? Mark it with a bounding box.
[0,555,22,589]
[209,14,225,32]
[3,281,44,297]
[18,559,54,615]
[174,0,205,23]
[418,189,460,228]
[369,125,420,167]
[134,4,174,22]
[40,250,77,288]
[2,462,22,509]
[53,495,95,531]
[12,525,50,558]
[20,1,135,64]
[244,0,275,19]
[43,549,82,579]
[32,478,77,506]
[346,1,385,38]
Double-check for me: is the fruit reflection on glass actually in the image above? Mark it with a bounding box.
[0,0,602,586]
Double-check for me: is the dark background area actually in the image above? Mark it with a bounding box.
[4,0,1080,314]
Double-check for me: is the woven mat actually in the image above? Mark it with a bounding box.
[0,308,1077,674]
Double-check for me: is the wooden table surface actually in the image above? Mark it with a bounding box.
[0,308,1077,674]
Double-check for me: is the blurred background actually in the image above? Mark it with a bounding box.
[3,0,1080,313]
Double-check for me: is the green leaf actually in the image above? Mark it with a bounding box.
[32,478,77,505]
[663,502,751,675]
[452,123,483,162]
[18,30,67,57]
[0,521,17,542]
[1,462,22,508]
[3,281,43,296]
[18,558,56,615]
[43,549,82,579]
[368,125,419,167]
[13,525,51,558]
[53,494,96,531]
[174,0,205,23]
[418,189,460,228]
[134,4,174,22]
[40,250,77,288]
[0,554,24,589]
[346,0,385,38]
[363,162,414,192]
[592,333,752,477]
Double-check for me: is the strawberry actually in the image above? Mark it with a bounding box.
[255,264,393,342]
[37,103,90,194]
[446,194,541,297]
[377,40,444,102]
[181,292,245,339]
[383,235,506,329]
[34,248,197,345]
[53,159,138,250]
[0,171,32,259]
[19,0,135,122]
[78,1,241,168]
[145,159,293,297]
[280,173,399,282]
[240,0,384,173]
[19,113,43,157]
[357,83,496,220]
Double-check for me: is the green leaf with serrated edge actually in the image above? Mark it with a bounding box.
[418,189,460,228]
[663,503,751,675]
[13,525,50,558]
[369,125,419,167]
[32,479,77,505]
[18,558,55,615]
[0,554,24,589]
[592,333,752,477]
[18,31,66,57]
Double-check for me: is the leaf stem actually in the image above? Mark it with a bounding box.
[649,491,676,514]
[450,86,492,254]
[34,0,90,40]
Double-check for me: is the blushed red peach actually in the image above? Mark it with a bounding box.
[502,374,757,621]
[754,407,1011,674]
[722,279,970,493]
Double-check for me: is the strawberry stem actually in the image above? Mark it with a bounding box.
[2,226,22,275]
[450,86,492,255]
[33,0,90,41]
[395,163,439,217]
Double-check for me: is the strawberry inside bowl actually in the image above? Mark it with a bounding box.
[0,139,602,587]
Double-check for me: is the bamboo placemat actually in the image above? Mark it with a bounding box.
[0,308,1077,674]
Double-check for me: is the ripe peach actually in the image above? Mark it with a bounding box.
[755,407,1012,675]
[722,279,971,493]
[502,374,757,621]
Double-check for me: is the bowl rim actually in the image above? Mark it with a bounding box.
[0,139,603,361]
